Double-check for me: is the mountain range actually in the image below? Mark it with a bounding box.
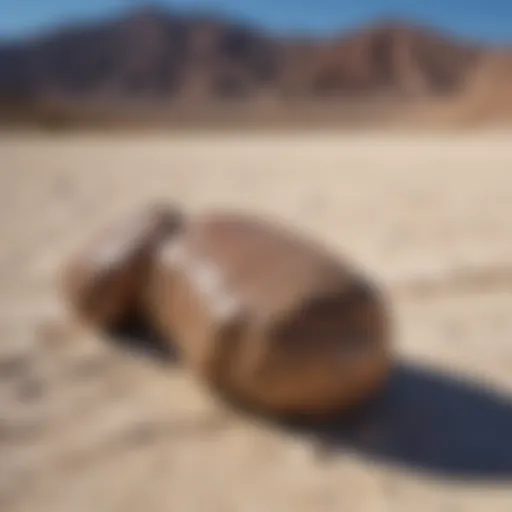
[0,6,510,126]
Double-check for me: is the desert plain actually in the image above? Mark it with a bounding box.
[1,129,512,511]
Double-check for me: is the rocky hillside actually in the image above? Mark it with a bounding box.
[0,7,483,103]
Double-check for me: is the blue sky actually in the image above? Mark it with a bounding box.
[1,0,511,44]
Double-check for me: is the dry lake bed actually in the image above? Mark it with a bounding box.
[1,129,512,511]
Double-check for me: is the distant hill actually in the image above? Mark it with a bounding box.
[0,6,510,127]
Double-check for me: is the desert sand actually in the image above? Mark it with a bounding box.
[1,129,512,511]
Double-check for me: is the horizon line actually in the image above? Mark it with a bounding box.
[0,3,510,48]
[0,3,512,47]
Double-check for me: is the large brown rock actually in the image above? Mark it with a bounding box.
[63,207,391,417]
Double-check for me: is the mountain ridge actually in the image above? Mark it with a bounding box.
[1,6,511,127]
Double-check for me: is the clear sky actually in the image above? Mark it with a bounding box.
[1,0,511,44]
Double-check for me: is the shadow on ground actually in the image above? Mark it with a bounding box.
[105,318,512,480]
[107,311,181,365]
[281,361,512,480]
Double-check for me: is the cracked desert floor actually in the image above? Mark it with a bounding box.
[1,129,512,512]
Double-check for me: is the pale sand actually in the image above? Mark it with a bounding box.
[1,129,512,511]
